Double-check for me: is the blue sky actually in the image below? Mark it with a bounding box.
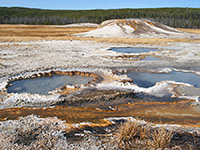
[0,0,200,10]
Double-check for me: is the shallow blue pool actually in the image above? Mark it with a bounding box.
[7,75,93,95]
[110,47,158,53]
[126,70,200,88]
[140,56,161,61]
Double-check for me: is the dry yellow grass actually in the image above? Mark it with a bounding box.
[178,28,200,34]
[114,121,174,149]
[93,37,200,45]
[0,25,199,45]
[148,127,174,149]
[0,24,96,42]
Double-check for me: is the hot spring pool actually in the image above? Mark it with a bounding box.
[7,75,93,95]
[125,70,200,88]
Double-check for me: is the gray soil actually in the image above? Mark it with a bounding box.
[0,40,200,78]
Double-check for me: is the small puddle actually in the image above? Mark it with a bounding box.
[109,47,158,53]
[140,56,161,61]
[7,75,93,95]
[125,70,200,88]
[108,47,162,61]
[112,55,162,61]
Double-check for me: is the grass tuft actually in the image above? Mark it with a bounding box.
[147,127,174,149]
[115,121,142,148]
[114,121,174,149]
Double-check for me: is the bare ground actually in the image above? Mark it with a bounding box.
[0,24,200,149]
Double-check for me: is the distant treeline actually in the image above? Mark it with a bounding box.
[0,7,200,28]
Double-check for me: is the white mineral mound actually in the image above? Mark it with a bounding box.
[55,23,99,28]
[76,19,198,39]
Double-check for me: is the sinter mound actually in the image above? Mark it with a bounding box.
[77,19,198,39]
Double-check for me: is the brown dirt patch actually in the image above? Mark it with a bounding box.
[0,100,199,127]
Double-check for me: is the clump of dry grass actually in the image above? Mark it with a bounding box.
[147,127,174,149]
[114,121,174,149]
[115,121,141,148]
